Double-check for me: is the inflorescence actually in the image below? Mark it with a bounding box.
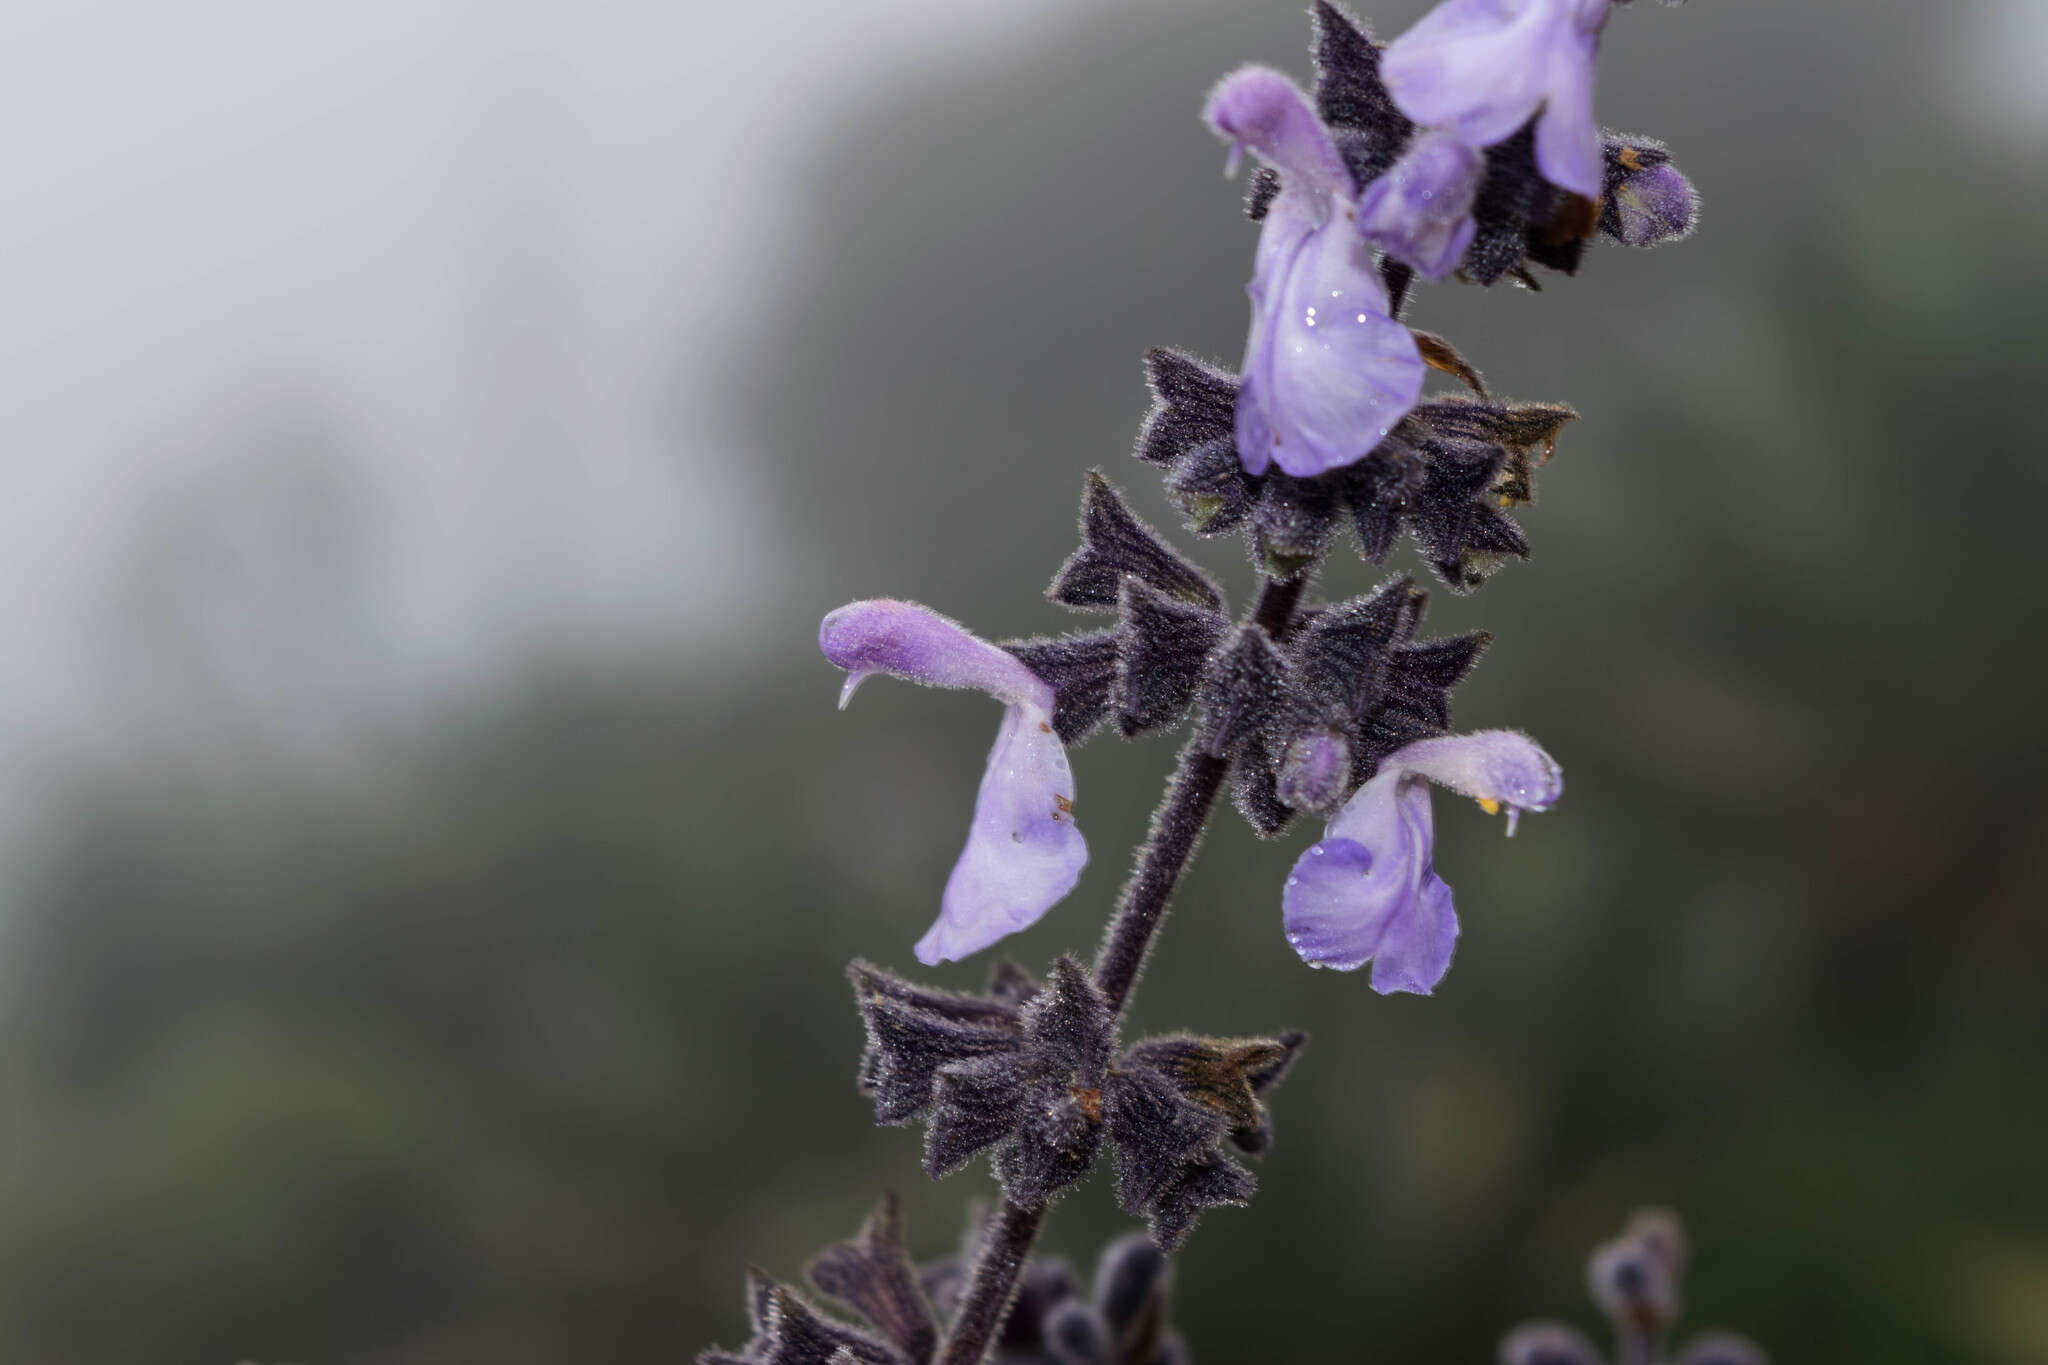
[711,2,1718,1361]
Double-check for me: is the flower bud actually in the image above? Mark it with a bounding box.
[1611,160,1697,245]
[1091,1232,1171,1335]
[1588,1208,1686,1337]
[1600,138,1699,247]
[1277,727,1351,813]
[1042,1299,1107,1364]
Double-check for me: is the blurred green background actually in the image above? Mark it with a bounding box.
[1,1,2044,1362]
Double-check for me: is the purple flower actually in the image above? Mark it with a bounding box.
[1357,129,1486,279]
[1381,0,1611,199]
[1205,66,1425,479]
[1280,729,1560,993]
[820,599,1088,966]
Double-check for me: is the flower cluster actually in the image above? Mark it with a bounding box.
[850,956,1303,1248]
[1217,0,1696,486]
[1501,1210,1767,1365]
[824,470,1556,991]
[702,1198,1188,1365]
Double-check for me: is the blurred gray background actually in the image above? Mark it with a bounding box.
[2,0,2045,1361]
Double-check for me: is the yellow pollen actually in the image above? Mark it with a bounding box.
[1476,798,1502,815]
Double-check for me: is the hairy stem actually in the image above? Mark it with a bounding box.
[933,575,1304,1364]
[933,1200,1044,1365]
[1091,745,1231,1015]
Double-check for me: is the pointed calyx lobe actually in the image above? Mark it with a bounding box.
[697,1266,910,1365]
[1049,471,1221,612]
[848,957,1305,1249]
[1005,474,1232,747]
[805,1196,939,1365]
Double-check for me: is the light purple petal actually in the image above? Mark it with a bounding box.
[1203,65,1351,198]
[1357,130,1485,279]
[1383,0,1569,147]
[1369,858,1459,995]
[1387,728,1561,832]
[820,599,1051,712]
[1282,770,1457,994]
[1235,199,1425,479]
[1234,365,1279,477]
[1381,0,1607,197]
[1532,39,1601,197]
[916,702,1088,965]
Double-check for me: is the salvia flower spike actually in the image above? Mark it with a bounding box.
[820,599,1087,965]
[733,1,1711,1360]
[1282,729,1560,992]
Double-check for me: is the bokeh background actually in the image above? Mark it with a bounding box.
[2,0,2044,1361]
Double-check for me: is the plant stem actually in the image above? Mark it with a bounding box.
[1096,571,1303,1012]
[932,575,1304,1364]
[1091,745,1230,1015]
[932,1200,1044,1365]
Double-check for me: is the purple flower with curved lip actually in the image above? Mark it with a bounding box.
[1381,0,1611,198]
[820,599,1088,966]
[1205,65,1425,479]
[1280,729,1560,993]
[1357,129,1486,279]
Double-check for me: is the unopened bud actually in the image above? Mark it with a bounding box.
[1277,728,1351,812]
[1091,1232,1171,1334]
[1042,1299,1107,1365]
[1600,139,1698,247]
[1588,1208,1686,1337]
